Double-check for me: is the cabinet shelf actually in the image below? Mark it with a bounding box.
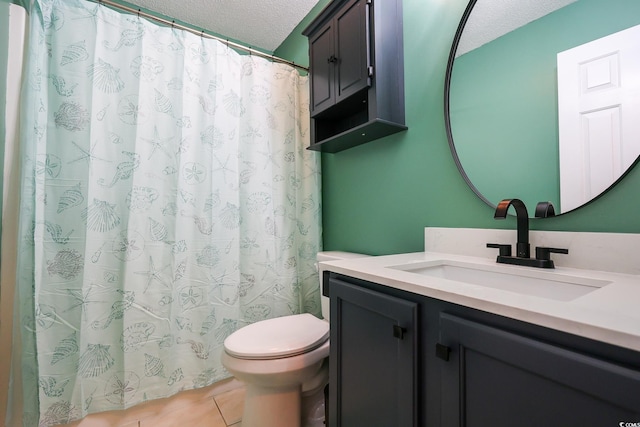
[308,118,408,153]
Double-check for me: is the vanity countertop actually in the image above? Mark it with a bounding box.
[320,250,640,352]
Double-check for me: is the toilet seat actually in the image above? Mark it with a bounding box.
[224,313,329,360]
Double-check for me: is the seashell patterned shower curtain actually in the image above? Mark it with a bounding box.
[10,0,321,425]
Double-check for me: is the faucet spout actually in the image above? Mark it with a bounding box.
[494,199,530,258]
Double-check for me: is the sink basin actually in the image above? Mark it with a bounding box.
[388,260,611,301]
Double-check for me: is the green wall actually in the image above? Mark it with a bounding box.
[451,0,640,212]
[276,0,640,255]
[2,0,640,258]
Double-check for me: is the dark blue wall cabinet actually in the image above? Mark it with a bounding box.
[325,273,640,426]
[303,0,407,153]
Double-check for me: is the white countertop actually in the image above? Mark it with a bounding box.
[320,250,640,352]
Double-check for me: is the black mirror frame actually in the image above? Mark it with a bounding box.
[443,0,640,218]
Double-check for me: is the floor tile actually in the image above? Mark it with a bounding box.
[55,378,244,427]
[140,397,226,427]
[207,377,244,396]
[213,387,245,426]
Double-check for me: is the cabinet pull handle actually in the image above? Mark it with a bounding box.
[327,55,338,63]
[436,343,451,361]
[393,324,406,340]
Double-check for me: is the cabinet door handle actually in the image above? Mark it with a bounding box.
[436,343,451,361]
[327,55,338,63]
[393,324,406,340]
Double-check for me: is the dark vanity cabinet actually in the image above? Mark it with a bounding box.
[439,314,640,426]
[324,272,640,427]
[303,0,406,153]
[328,277,418,426]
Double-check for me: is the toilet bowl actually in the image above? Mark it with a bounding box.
[221,251,368,427]
[221,314,329,427]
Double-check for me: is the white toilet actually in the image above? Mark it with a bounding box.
[221,251,367,427]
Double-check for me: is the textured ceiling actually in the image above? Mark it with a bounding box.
[457,0,578,56]
[122,0,578,58]
[124,0,322,52]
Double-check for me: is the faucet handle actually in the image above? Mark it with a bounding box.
[535,246,569,261]
[535,202,556,218]
[487,243,512,257]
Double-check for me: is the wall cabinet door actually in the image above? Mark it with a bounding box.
[309,0,369,115]
[309,20,335,114]
[328,277,418,427]
[334,0,369,104]
[439,313,640,426]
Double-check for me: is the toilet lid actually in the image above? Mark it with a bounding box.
[224,313,329,360]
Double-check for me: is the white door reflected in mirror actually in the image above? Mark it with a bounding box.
[557,24,640,212]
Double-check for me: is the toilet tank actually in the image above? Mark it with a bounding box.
[317,251,370,321]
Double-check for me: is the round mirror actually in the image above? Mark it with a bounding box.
[445,0,640,217]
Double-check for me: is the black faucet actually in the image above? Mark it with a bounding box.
[488,198,568,268]
[494,198,530,258]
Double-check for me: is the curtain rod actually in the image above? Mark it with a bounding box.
[94,0,309,72]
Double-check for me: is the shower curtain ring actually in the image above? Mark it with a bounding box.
[171,20,175,29]
[137,8,141,18]
[201,30,205,38]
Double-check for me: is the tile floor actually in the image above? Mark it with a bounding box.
[62,378,246,427]
[213,386,245,427]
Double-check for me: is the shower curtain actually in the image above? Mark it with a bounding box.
[10,0,321,425]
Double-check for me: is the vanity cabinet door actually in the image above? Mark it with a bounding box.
[439,313,640,426]
[328,277,418,427]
